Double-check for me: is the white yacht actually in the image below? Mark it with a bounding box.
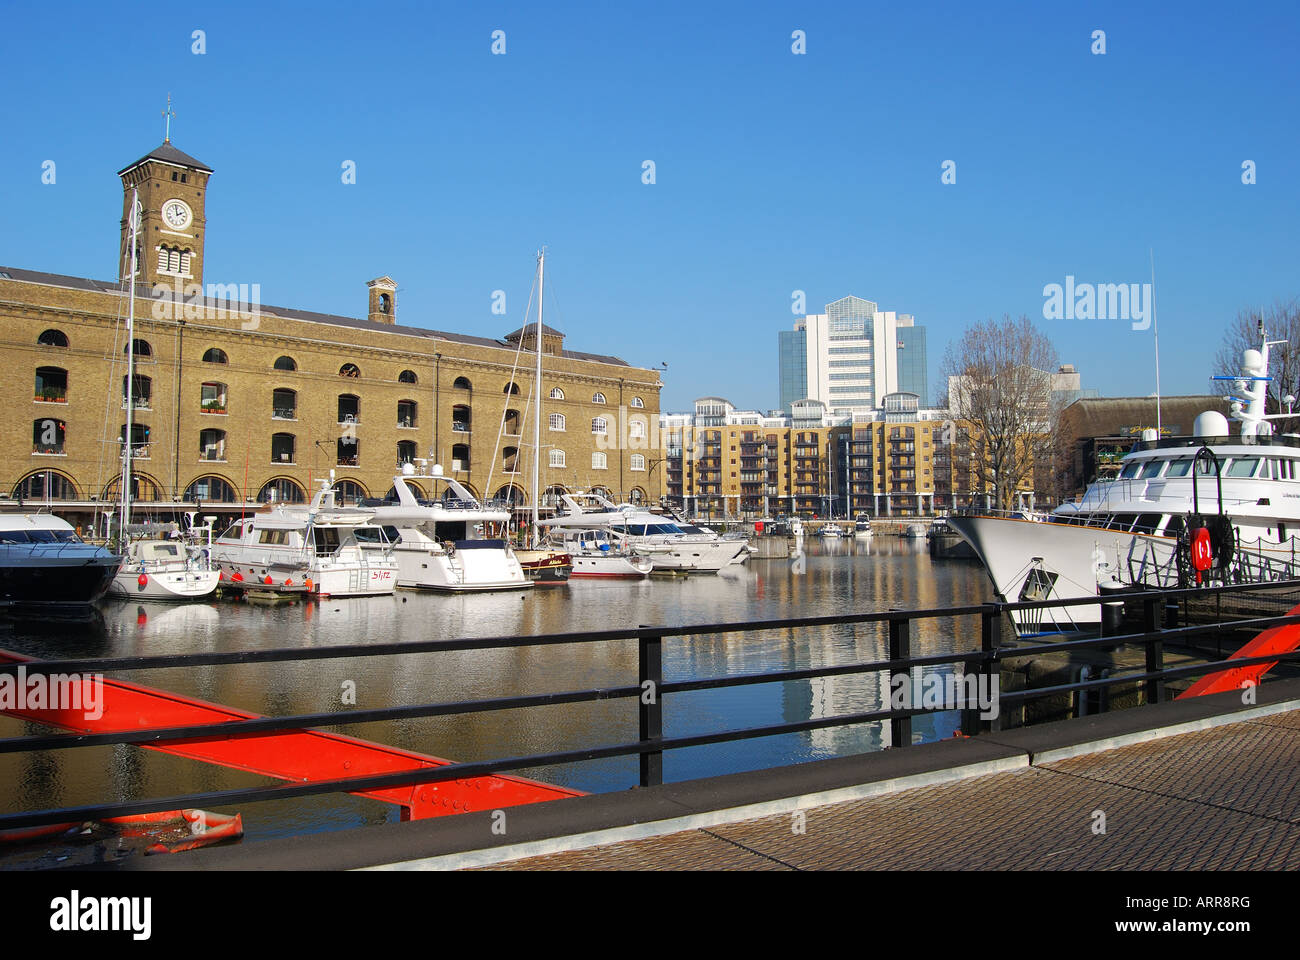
[539,526,653,578]
[540,493,748,572]
[950,331,1300,636]
[211,481,398,598]
[854,517,873,538]
[109,517,221,602]
[820,523,846,538]
[361,464,531,592]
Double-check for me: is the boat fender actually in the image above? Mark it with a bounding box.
[305,578,314,593]
[285,578,293,586]
[231,572,243,582]
[137,573,149,588]
[264,575,273,585]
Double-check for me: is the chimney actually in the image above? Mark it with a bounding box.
[368,277,396,325]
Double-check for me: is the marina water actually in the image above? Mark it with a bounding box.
[0,538,990,845]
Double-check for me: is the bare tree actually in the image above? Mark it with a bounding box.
[941,315,1062,512]
[1213,299,1300,433]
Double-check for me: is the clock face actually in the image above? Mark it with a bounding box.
[162,199,192,230]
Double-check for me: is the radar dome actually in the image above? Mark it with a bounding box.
[1243,349,1265,376]
[1194,411,1231,437]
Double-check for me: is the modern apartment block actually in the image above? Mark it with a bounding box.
[778,295,928,414]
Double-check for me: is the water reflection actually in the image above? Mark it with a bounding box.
[0,539,990,839]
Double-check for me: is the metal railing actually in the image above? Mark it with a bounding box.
[1,580,1299,832]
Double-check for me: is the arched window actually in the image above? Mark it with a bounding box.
[13,469,78,500]
[125,339,152,358]
[184,476,238,502]
[397,440,417,465]
[124,374,152,409]
[119,422,151,458]
[549,387,565,400]
[338,394,360,424]
[274,356,297,371]
[397,400,418,428]
[630,454,646,471]
[271,433,296,464]
[549,449,566,469]
[503,381,520,395]
[630,397,645,408]
[541,484,567,508]
[592,451,607,469]
[591,417,607,435]
[199,382,225,413]
[398,370,417,384]
[451,444,470,472]
[104,472,163,502]
[502,446,519,473]
[629,487,647,505]
[494,484,526,507]
[591,486,612,500]
[592,392,606,404]
[339,363,361,378]
[333,480,368,504]
[199,429,227,461]
[451,404,471,433]
[629,419,646,440]
[549,413,565,432]
[35,367,67,403]
[453,376,472,390]
[202,348,228,364]
[272,388,296,419]
[259,478,306,504]
[504,409,522,435]
[337,436,360,466]
[38,329,68,348]
[32,418,66,455]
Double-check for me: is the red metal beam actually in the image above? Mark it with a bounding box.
[1176,601,1300,699]
[0,648,582,820]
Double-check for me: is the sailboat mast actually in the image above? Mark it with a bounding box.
[531,249,545,547]
[120,189,140,547]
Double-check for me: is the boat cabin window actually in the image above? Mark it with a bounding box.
[432,521,469,541]
[1132,513,1163,534]
[352,527,391,545]
[1106,513,1138,530]
[1163,514,1185,539]
[258,529,292,546]
[0,530,76,543]
[1165,459,1193,478]
[624,523,683,536]
[1276,459,1297,480]
[1118,462,1142,479]
[312,528,342,555]
[1138,461,1164,479]
[1226,458,1260,478]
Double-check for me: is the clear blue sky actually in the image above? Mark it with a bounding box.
[2,1,1297,412]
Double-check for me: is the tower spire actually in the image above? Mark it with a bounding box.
[162,93,175,144]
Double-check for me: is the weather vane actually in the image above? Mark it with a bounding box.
[162,94,175,143]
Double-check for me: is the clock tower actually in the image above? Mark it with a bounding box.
[118,141,213,288]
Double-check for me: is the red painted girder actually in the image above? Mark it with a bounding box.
[0,648,582,820]
[1176,601,1300,699]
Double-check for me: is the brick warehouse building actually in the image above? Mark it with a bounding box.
[1,140,663,529]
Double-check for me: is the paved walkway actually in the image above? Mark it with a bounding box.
[481,709,1300,870]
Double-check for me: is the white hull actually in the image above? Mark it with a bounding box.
[386,541,531,591]
[110,567,220,601]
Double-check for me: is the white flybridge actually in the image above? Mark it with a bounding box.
[360,462,531,591]
[950,326,1300,636]
[211,478,398,598]
[108,188,219,602]
[540,491,748,573]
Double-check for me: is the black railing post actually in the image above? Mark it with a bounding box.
[967,604,1003,735]
[638,629,664,787]
[889,616,912,748]
[1143,597,1164,704]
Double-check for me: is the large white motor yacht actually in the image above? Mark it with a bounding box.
[540,492,747,572]
[361,464,531,592]
[950,330,1300,635]
[211,481,398,598]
